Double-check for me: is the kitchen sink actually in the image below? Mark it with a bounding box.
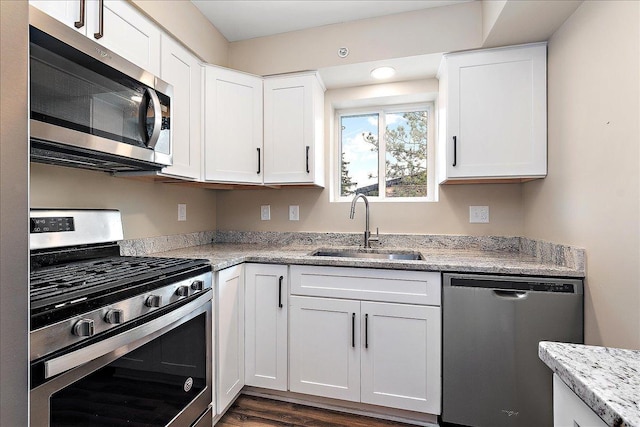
[311,249,424,261]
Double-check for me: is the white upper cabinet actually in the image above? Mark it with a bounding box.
[204,66,264,184]
[160,35,202,180]
[31,0,161,76]
[263,73,325,186]
[30,0,86,32]
[437,43,547,183]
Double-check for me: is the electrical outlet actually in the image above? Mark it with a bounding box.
[260,205,271,221]
[178,204,187,221]
[469,206,489,223]
[289,205,299,221]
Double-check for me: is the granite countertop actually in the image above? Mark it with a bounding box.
[143,242,584,277]
[539,342,640,427]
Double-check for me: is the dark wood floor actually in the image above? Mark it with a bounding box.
[217,394,418,427]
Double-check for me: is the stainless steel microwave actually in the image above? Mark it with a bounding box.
[29,7,172,173]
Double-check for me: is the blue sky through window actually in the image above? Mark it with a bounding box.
[341,114,379,194]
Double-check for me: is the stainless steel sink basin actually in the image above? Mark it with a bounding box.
[311,249,424,261]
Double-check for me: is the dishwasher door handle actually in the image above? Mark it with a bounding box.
[493,290,528,299]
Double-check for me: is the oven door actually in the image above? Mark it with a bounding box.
[30,292,212,427]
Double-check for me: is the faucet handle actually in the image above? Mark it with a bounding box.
[369,227,381,245]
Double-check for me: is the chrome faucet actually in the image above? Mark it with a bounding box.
[349,193,379,248]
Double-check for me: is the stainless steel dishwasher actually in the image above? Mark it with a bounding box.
[442,273,583,427]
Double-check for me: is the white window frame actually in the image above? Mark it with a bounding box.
[333,102,436,202]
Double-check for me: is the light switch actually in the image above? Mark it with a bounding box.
[261,205,271,221]
[289,205,299,221]
[178,204,187,221]
[469,206,489,223]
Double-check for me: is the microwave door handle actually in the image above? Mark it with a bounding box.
[141,88,162,149]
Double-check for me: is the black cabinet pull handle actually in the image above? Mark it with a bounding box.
[351,313,355,348]
[452,136,457,167]
[365,313,368,349]
[305,146,310,173]
[74,0,86,29]
[278,276,283,308]
[94,0,104,39]
[256,147,261,174]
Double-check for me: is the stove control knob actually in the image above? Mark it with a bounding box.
[104,309,124,324]
[191,280,204,291]
[73,319,94,337]
[175,286,189,297]
[145,295,162,308]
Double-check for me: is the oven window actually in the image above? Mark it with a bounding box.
[50,313,206,426]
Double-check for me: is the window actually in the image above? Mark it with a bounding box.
[337,104,434,201]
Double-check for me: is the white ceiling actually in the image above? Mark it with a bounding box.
[191,0,470,42]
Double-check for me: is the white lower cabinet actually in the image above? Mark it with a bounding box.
[289,266,442,415]
[215,265,245,414]
[360,301,441,413]
[244,264,288,391]
[289,296,361,402]
[553,374,607,427]
[215,264,441,417]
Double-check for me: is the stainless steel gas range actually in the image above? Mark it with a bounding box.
[29,209,213,427]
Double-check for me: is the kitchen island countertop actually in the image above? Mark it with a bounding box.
[539,341,640,427]
[146,242,584,277]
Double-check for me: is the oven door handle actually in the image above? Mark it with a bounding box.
[44,290,211,379]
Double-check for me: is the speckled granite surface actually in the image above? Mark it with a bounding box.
[539,342,640,427]
[120,231,215,256]
[124,231,586,277]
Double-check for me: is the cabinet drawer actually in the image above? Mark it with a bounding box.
[290,266,441,306]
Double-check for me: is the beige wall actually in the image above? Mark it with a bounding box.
[217,79,524,236]
[131,0,229,65]
[228,1,482,75]
[31,164,217,240]
[523,1,640,349]
[216,184,523,235]
[1,1,29,424]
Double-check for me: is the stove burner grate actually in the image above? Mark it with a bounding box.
[30,256,208,311]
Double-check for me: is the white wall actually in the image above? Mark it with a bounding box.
[523,1,640,349]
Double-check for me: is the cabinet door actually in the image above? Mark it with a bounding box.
[360,302,441,414]
[204,66,263,184]
[289,296,360,402]
[553,375,607,427]
[216,265,245,414]
[86,0,161,76]
[30,0,86,32]
[442,44,546,181]
[245,264,288,391]
[263,74,324,185]
[160,35,201,180]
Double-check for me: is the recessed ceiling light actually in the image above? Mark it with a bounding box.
[371,66,396,80]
